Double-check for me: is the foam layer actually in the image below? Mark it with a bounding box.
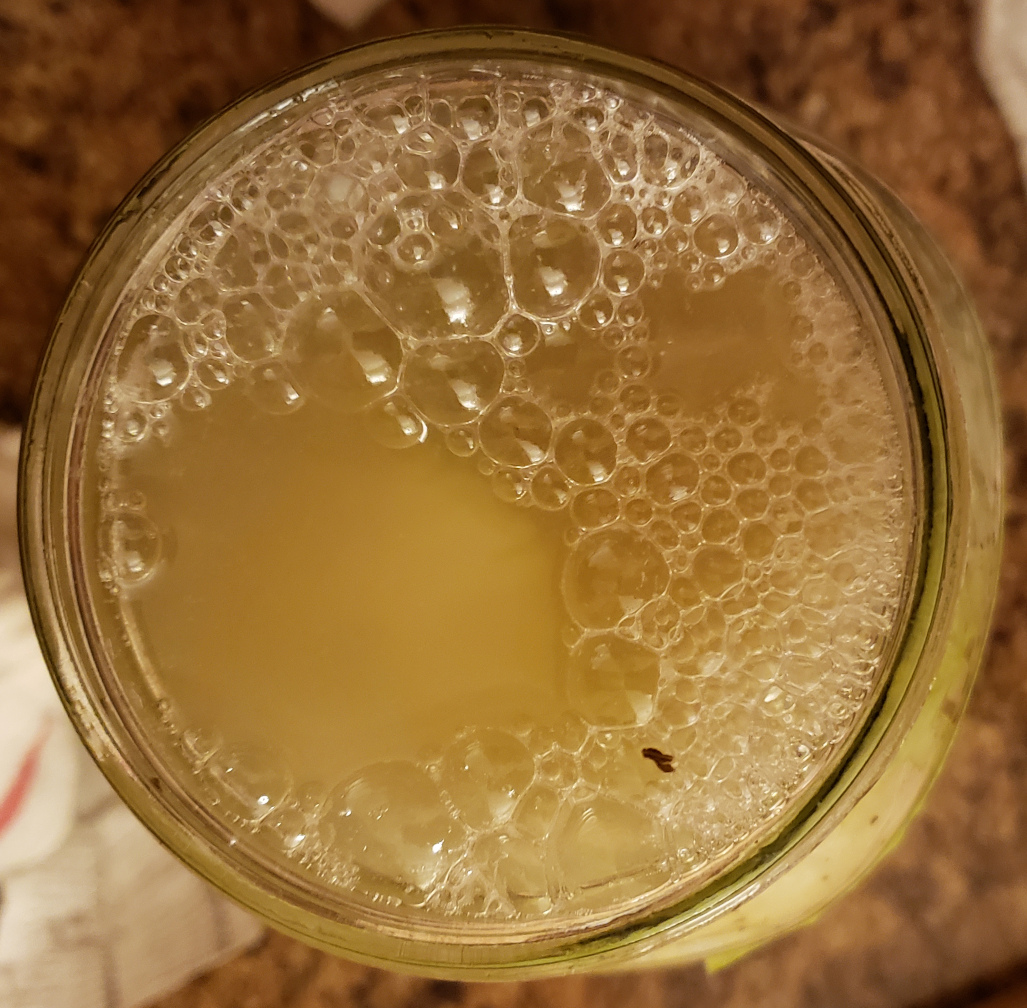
[87,64,914,924]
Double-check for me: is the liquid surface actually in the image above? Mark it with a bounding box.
[86,63,914,926]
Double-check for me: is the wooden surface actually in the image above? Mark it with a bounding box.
[4,1,1027,1006]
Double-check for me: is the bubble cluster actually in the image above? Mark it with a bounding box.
[95,64,912,924]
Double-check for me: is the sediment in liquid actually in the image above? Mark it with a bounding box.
[88,64,914,924]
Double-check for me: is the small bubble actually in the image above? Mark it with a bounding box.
[479,396,552,467]
[568,634,661,727]
[180,383,212,412]
[429,98,454,129]
[573,102,606,132]
[563,527,668,628]
[728,398,761,426]
[206,746,292,824]
[617,297,645,326]
[396,132,461,192]
[701,473,733,506]
[287,294,403,411]
[795,479,829,512]
[713,427,743,453]
[571,487,619,528]
[737,487,770,519]
[646,453,700,505]
[693,545,744,597]
[782,279,803,303]
[445,426,477,457]
[668,574,701,609]
[363,101,410,136]
[488,834,554,915]
[531,465,571,509]
[261,782,326,855]
[769,495,802,531]
[640,206,669,236]
[672,187,705,225]
[694,214,740,258]
[176,278,219,324]
[521,96,551,126]
[597,204,638,247]
[641,132,699,187]
[762,687,795,716]
[223,293,277,362]
[497,315,541,357]
[514,783,562,838]
[612,465,643,497]
[554,419,618,485]
[603,249,645,295]
[624,498,654,526]
[191,202,235,241]
[557,796,666,897]
[619,383,651,413]
[404,339,504,425]
[727,451,768,484]
[453,94,499,140]
[537,746,577,785]
[791,251,817,278]
[165,254,192,282]
[601,132,638,182]
[462,143,518,207]
[578,292,616,330]
[103,509,162,586]
[244,361,304,414]
[116,315,190,403]
[737,197,781,244]
[702,508,740,543]
[650,518,679,550]
[522,122,611,216]
[616,345,650,378]
[706,165,747,206]
[196,358,234,391]
[664,226,690,256]
[327,762,461,892]
[367,210,401,246]
[626,417,671,462]
[796,445,829,477]
[114,404,149,443]
[265,262,313,311]
[440,729,534,829]
[595,370,620,396]
[492,468,531,504]
[600,326,628,350]
[363,395,428,449]
[639,595,680,647]
[396,233,435,265]
[296,127,336,165]
[510,214,601,319]
[657,394,685,420]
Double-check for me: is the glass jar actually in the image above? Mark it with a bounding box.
[19,28,1002,978]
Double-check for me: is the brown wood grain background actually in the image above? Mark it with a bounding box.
[4,1,1027,1006]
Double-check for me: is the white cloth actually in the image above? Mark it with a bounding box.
[980,0,1027,182]
[0,427,262,1007]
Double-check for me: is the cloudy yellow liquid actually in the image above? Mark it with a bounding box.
[88,65,914,923]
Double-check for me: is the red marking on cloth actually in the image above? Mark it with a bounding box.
[0,717,53,836]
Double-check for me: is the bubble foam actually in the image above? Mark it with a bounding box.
[91,63,914,926]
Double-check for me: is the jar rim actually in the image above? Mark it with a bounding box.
[19,26,958,977]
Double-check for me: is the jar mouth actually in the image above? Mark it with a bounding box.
[20,27,955,975]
